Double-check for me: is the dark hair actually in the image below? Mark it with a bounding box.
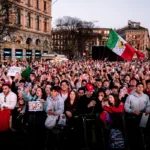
[136,82,144,87]
[146,80,150,84]
[19,79,25,83]
[60,80,69,86]
[108,94,120,108]
[65,90,78,103]
[103,80,109,83]
[112,86,119,89]
[78,87,86,93]
[82,79,87,83]
[97,90,106,99]
[50,86,59,92]
[36,87,46,100]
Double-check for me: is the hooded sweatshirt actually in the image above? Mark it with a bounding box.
[124,91,150,113]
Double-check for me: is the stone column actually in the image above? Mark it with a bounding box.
[32,49,35,61]
[0,44,3,62]
[11,44,16,61]
[23,48,26,60]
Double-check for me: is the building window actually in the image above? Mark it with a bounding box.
[44,19,47,31]
[16,9,21,24]
[44,1,47,11]
[27,13,31,27]
[36,0,39,9]
[4,6,9,23]
[26,0,30,6]
[36,16,39,30]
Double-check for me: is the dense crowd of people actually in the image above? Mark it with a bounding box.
[0,59,150,150]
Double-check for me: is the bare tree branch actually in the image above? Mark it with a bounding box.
[54,16,98,58]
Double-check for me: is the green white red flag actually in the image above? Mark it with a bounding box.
[106,29,136,61]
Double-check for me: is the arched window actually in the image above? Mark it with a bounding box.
[16,9,21,24]
[27,12,31,27]
[26,38,32,45]
[36,39,41,46]
[36,16,39,30]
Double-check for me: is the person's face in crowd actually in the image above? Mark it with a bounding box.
[114,73,119,79]
[112,88,118,95]
[19,82,24,88]
[50,90,58,98]
[125,76,130,84]
[136,84,144,95]
[103,81,110,88]
[96,81,102,88]
[147,82,150,90]
[19,99,24,105]
[86,91,93,98]
[108,95,115,105]
[45,85,51,95]
[54,77,59,85]
[3,85,10,95]
[105,89,111,96]
[113,82,121,88]
[82,81,87,87]
[123,83,128,88]
[30,74,35,81]
[61,75,66,80]
[61,82,69,91]
[120,74,125,80]
[78,89,85,97]
[70,91,76,101]
[121,87,128,95]
[18,92,23,99]
[98,92,104,101]
[36,88,42,97]
[130,79,137,87]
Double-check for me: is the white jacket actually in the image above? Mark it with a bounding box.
[0,91,17,109]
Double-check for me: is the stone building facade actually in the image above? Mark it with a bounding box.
[117,21,150,56]
[1,0,52,61]
[52,28,110,57]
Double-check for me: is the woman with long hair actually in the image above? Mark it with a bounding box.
[102,94,125,149]
[64,90,79,150]
[64,90,78,127]
[23,87,47,150]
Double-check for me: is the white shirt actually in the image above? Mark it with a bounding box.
[0,91,17,109]
[61,93,68,102]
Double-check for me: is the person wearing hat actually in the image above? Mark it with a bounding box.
[77,83,96,114]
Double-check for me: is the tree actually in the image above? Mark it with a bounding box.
[54,16,96,58]
[0,0,16,43]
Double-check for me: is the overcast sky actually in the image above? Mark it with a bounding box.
[52,0,150,31]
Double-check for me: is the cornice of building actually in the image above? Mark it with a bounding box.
[15,28,51,37]
[117,25,149,33]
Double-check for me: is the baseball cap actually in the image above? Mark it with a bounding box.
[86,83,94,92]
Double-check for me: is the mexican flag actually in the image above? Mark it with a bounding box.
[106,29,136,61]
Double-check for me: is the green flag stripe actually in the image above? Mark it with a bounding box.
[106,29,119,50]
